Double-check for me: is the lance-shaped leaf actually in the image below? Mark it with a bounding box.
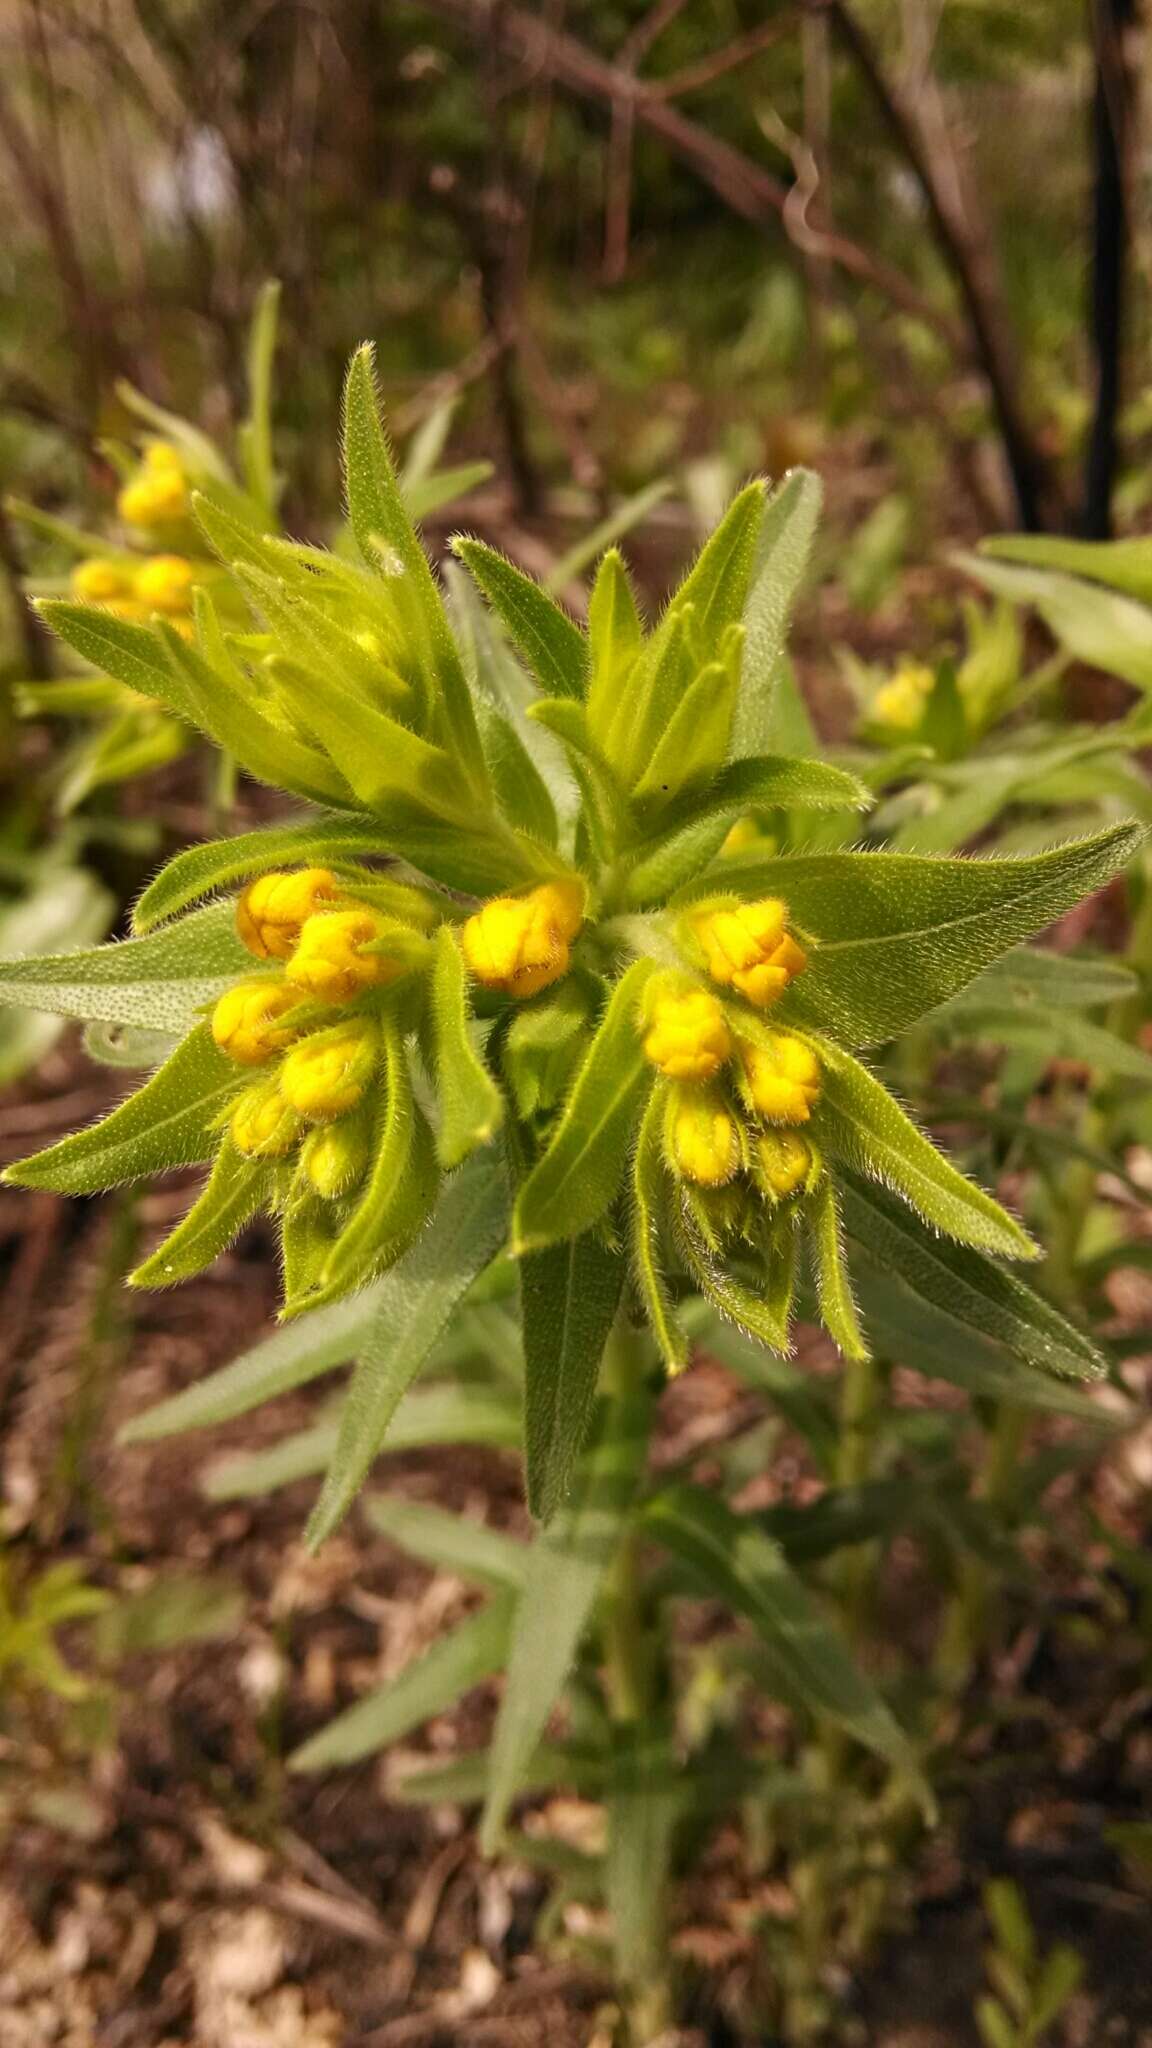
[0,901,261,1035]
[157,621,354,806]
[290,1597,514,1771]
[522,1232,625,1522]
[930,945,1138,1018]
[305,1149,511,1546]
[585,547,643,738]
[453,536,587,700]
[476,699,559,847]
[481,1372,653,1851]
[6,1026,238,1194]
[528,697,631,857]
[979,530,1152,604]
[203,1381,521,1500]
[807,1179,867,1362]
[732,468,823,756]
[343,347,484,780]
[132,817,409,934]
[431,927,504,1168]
[645,1483,927,1796]
[130,1142,268,1286]
[812,1036,1036,1260]
[630,1088,689,1373]
[512,959,655,1254]
[119,1286,386,1442]
[839,1177,1104,1385]
[960,550,1152,692]
[34,600,199,720]
[623,752,870,906]
[674,1199,794,1354]
[698,824,1144,1045]
[364,1497,529,1591]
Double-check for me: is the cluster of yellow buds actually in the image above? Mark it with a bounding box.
[209,867,430,1196]
[117,442,190,530]
[641,969,821,1206]
[70,551,196,635]
[872,662,934,734]
[462,880,585,999]
[686,896,807,1008]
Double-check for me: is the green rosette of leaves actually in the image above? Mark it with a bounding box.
[0,346,1141,1525]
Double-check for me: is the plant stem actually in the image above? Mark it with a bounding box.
[935,1399,1027,1695]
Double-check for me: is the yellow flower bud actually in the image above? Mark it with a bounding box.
[300,1118,371,1200]
[753,1128,817,1200]
[643,985,731,1081]
[873,664,933,732]
[461,879,585,999]
[211,979,300,1065]
[230,1081,300,1157]
[740,1033,821,1123]
[134,553,195,614]
[689,898,807,1008]
[117,465,189,529]
[236,869,341,960]
[70,557,134,605]
[667,1089,740,1187]
[144,441,184,472]
[286,908,405,1003]
[720,815,774,858]
[279,1019,379,1120]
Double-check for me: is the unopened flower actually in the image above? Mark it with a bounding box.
[117,447,190,529]
[666,1088,740,1187]
[300,1117,370,1199]
[753,1128,817,1200]
[237,869,340,961]
[462,879,584,999]
[689,898,807,1008]
[70,558,134,605]
[279,1019,379,1120]
[134,554,195,614]
[211,979,300,1065]
[286,907,408,1003]
[230,1081,300,1157]
[739,1033,821,1123]
[643,982,731,1081]
[873,663,933,733]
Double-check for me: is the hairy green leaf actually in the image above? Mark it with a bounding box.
[431,927,504,1167]
[130,1142,267,1285]
[522,1234,625,1521]
[453,536,587,700]
[7,1026,238,1193]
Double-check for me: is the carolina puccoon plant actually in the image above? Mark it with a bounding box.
[0,347,1142,2032]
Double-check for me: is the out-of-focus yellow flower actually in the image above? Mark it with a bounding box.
[689,898,807,1008]
[117,457,190,529]
[753,1128,816,1199]
[134,554,195,614]
[667,1089,739,1186]
[279,1019,379,1120]
[300,1118,370,1199]
[740,1033,821,1123]
[70,558,134,605]
[873,664,933,733]
[720,815,774,858]
[643,983,731,1081]
[462,879,585,998]
[286,908,405,1003]
[237,869,340,961]
[211,979,300,1065]
[230,1081,300,1157]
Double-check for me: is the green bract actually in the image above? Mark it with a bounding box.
[0,345,1141,1528]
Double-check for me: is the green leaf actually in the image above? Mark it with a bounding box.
[630,1088,689,1373]
[931,945,1138,1017]
[238,278,281,520]
[481,1370,652,1851]
[669,482,766,642]
[453,537,587,700]
[203,1382,521,1499]
[807,1180,867,1361]
[648,1485,927,1799]
[476,699,560,847]
[732,468,822,755]
[623,753,869,906]
[840,1177,1105,1388]
[964,549,1152,689]
[0,900,261,1034]
[527,697,630,856]
[512,959,655,1254]
[132,817,403,933]
[953,1005,1152,1084]
[585,547,643,739]
[431,927,504,1168]
[813,1037,1036,1259]
[289,1599,513,1770]
[981,529,1152,603]
[545,480,670,592]
[607,1732,678,1989]
[34,601,198,721]
[364,1497,528,1590]
[6,1027,238,1194]
[158,620,353,806]
[673,1199,794,1353]
[305,1151,511,1545]
[130,1142,267,1285]
[522,1235,625,1522]
[0,866,114,1088]
[701,826,1144,1045]
[119,1288,384,1442]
